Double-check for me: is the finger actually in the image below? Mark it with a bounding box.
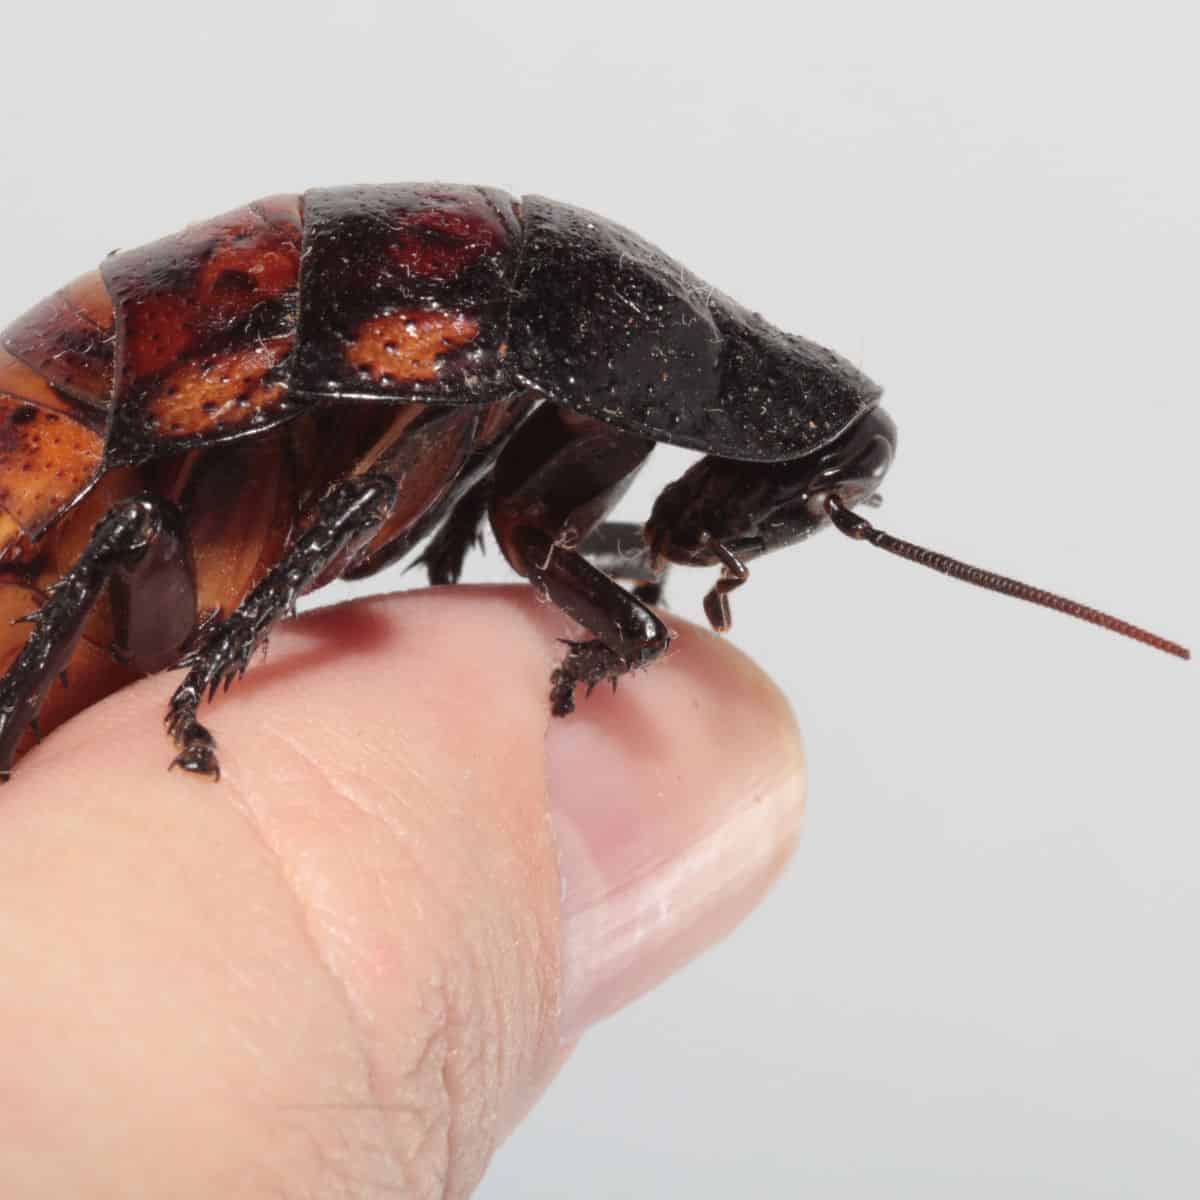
[0,585,804,1198]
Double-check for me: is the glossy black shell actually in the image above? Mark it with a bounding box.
[0,182,884,554]
[510,195,882,461]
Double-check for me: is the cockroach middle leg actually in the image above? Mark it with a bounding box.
[514,528,672,716]
[487,403,665,713]
[165,475,397,779]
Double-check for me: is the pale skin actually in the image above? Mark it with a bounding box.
[0,586,805,1198]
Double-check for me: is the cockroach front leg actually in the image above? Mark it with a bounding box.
[0,495,194,779]
[489,402,667,715]
[166,475,397,779]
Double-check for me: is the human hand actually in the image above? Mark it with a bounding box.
[0,586,804,1197]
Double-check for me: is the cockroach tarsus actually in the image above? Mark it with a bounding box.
[0,184,1187,781]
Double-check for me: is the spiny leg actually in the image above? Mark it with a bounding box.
[166,475,397,779]
[515,528,672,716]
[0,496,192,780]
[487,403,666,715]
[414,472,492,586]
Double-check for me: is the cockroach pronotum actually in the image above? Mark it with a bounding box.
[0,184,1187,780]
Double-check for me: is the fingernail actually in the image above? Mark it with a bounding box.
[544,638,805,1043]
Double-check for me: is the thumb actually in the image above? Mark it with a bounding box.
[0,585,804,1199]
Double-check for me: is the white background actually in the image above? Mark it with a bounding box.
[2,2,1196,1195]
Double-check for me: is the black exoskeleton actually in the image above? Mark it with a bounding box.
[0,185,1185,781]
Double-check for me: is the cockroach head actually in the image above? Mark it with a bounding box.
[645,408,896,567]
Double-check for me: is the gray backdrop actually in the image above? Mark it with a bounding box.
[1,2,1194,1194]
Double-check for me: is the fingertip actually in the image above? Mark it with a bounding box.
[543,613,806,1039]
[14,590,807,1037]
[0,584,807,1189]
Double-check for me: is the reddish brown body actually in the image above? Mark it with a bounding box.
[0,188,538,761]
[4,183,1172,780]
[0,182,895,779]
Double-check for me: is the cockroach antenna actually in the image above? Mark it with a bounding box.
[823,496,1190,660]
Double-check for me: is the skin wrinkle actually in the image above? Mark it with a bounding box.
[315,716,439,799]
[395,1025,450,1185]
[278,1094,433,1199]
[276,1118,353,1200]
[416,843,528,1196]
[223,726,422,1189]
[460,913,514,1164]
[247,700,527,1197]
[256,716,430,884]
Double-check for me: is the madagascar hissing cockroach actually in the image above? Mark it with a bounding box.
[0,184,1188,780]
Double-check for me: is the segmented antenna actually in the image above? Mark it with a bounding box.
[824,496,1190,660]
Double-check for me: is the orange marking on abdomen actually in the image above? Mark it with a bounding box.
[149,336,294,437]
[345,310,479,385]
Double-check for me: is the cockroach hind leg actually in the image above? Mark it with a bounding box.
[0,494,192,781]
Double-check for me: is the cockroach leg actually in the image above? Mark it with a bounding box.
[514,528,672,717]
[487,403,665,712]
[414,473,493,586]
[701,535,750,632]
[578,521,669,607]
[0,495,192,780]
[418,496,671,604]
[165,475,397,779]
